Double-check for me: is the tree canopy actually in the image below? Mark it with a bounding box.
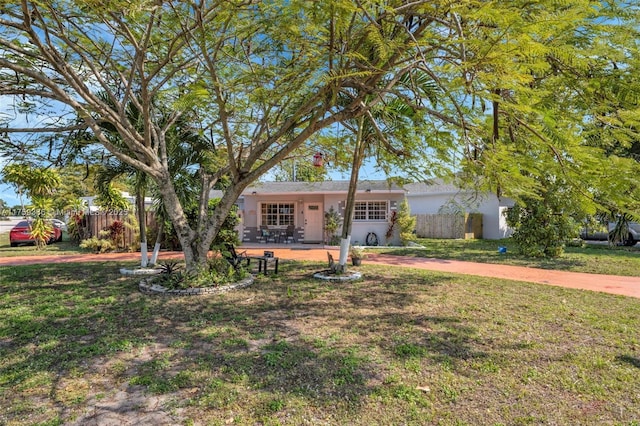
[1,1,639,268]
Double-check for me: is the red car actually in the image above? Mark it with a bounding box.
[9,220,64,247]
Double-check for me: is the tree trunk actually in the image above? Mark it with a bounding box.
[149,223,163,267]
[136,188,148,267]
[154,171,245,273]
[154,172,201,271]
[337,116,366,273]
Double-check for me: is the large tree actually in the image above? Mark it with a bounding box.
[333,95,421,271]
[1,1,639,270]
[455,1,640,212]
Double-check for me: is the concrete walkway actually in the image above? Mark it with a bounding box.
[1,245,639,299]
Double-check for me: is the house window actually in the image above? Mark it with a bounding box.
[261,203,295,226]
[354,201,388,221]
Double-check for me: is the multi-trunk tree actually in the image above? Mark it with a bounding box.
[1,1,639,270]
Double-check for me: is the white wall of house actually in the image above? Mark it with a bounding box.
[230,181,513,244]
[497,206,513,239]
[324,192,404,246]
[80,192,153,213]
[405,184,514,240]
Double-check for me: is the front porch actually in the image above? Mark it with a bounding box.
[238,241,324,249]
[235,180,406,246]
[242,225,305,244]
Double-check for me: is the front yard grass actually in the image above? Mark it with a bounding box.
[377,238,640,276]
[3,230,640,277]
[0,231,84,257]
[1,261,638,425]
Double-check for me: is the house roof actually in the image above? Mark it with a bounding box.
[403,181,462,195]
[243,180,405,195]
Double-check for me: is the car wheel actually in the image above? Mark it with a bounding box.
[624,234,636,246]
[10,242,17,247]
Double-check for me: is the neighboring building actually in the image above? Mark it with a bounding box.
[404,182,514,240]
[237,180,405,245]
[80,192,153,213]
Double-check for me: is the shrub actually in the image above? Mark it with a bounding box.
[158,260,182,274]
[28,197,54,249]
[192,257,246,287]
[324,207,341,245]
[505,191,579,258]
[79,237,115,253]
[67,211,89,243]
[107,220,125,249]
[349,246,367,259]
[28,218,54,249]
[122,213,140,252]
[152,255,247,290]
[396,198,416,246]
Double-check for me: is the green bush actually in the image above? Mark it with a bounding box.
[79,237,115,253]
[397,198,416,246]
[324,206,341,245]
[505,193,579,258]
[152,255,247,290]
[67,211,90,243]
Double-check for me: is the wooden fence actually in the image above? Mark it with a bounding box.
[85,211,157,249]
[414,213,483,239]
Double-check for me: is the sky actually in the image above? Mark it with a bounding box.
[0,156,392,213]
[0,183,20,208]
[0,152,21,208]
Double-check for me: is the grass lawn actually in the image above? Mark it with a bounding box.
[0,231,85,257]
[377,238,640,277]
[1,261,638,425]
[2,230,640,277]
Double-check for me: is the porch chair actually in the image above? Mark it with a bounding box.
[284,224,296,244]
[259,225,271,244]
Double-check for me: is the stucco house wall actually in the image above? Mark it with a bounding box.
[217,180,513,244]
[236,181,405,245]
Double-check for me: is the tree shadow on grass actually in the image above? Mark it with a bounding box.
[202,340,378,402]
[616,354,640,369]
[0,261,503,424]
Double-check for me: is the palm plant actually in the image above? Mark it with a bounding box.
[67,93,216,266]
[29,197,55,249]
[332,91,429,272]
[2,164,61,249]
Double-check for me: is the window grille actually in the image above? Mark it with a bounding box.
[353,201,388,221]
[261,203,295,226]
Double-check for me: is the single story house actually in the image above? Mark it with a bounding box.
[236,180,405,245]
[232,180,513,245]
